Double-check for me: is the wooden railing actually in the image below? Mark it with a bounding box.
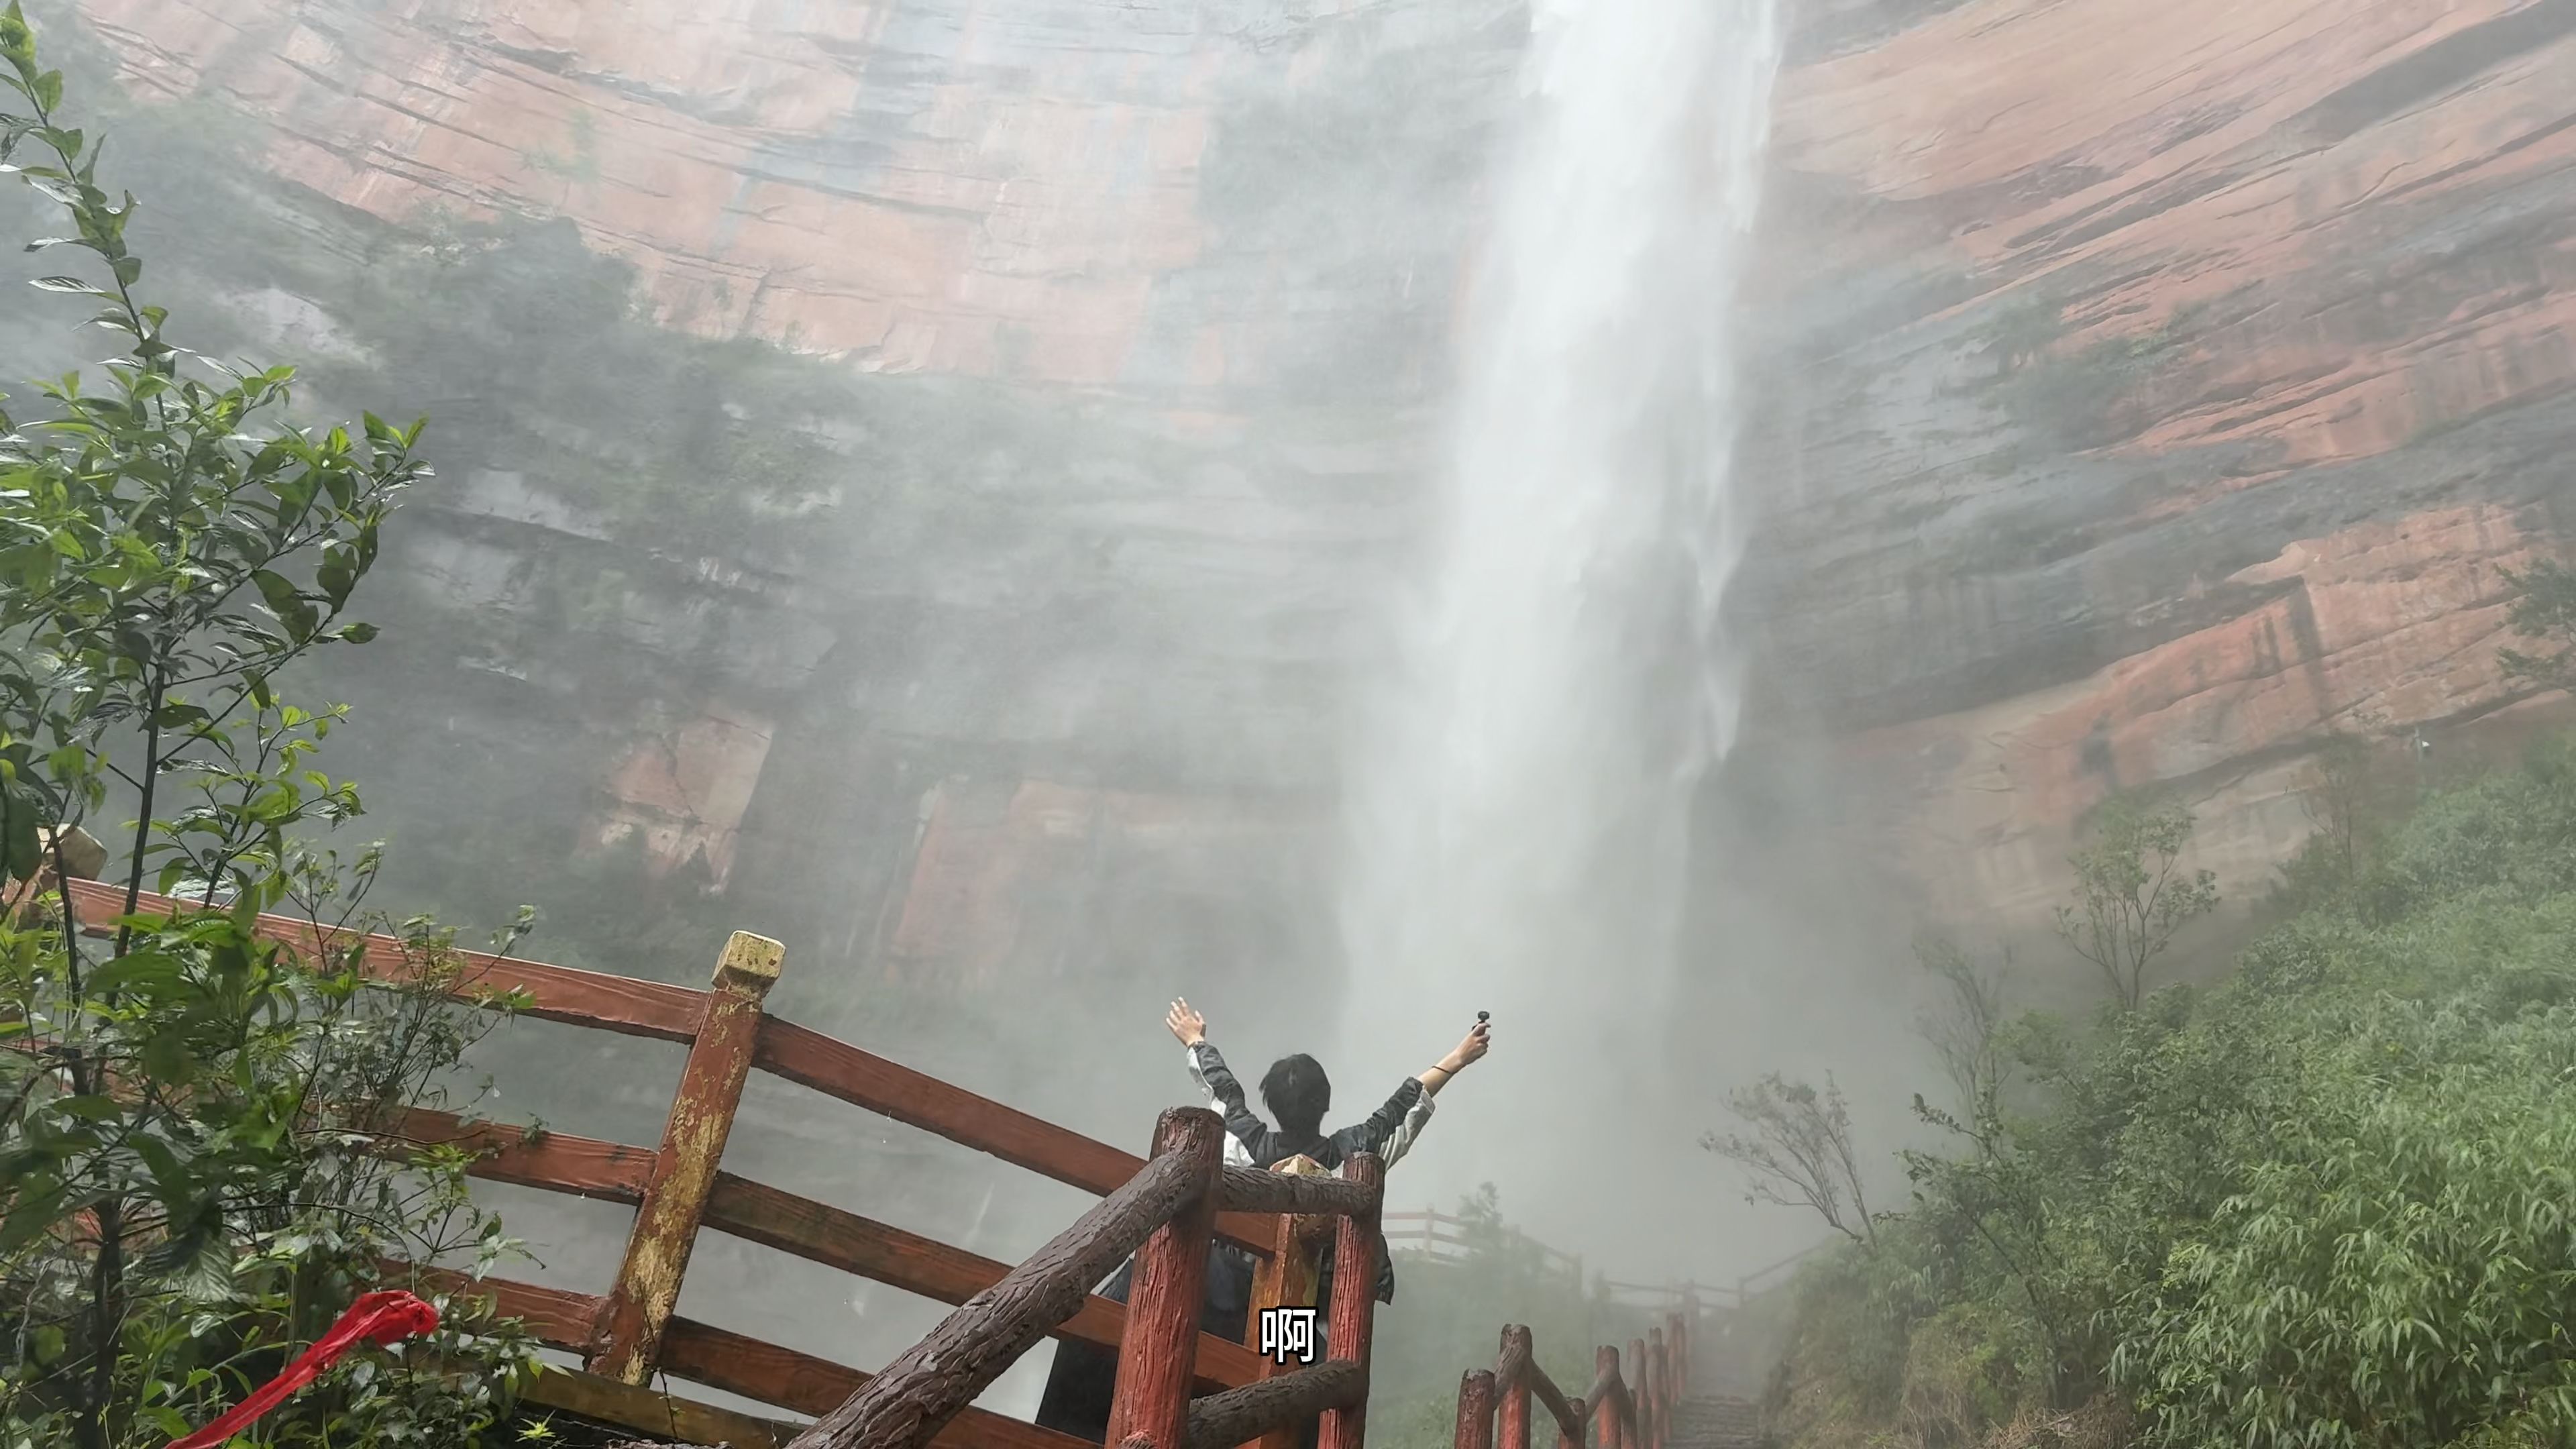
[1383,1210,1583,1282]
[62,881,1339,1449]
[1445,1307,1695,1449]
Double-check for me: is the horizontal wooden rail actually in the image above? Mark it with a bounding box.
[394,1262,1081,1449]
[1217,1165,1379,1218]
[1183,1360,1367,1449]
[386,1108,654,1202]
[65,883,1271,1258]
[659,1318,1090,1449]
[67,879,708,1039]
[702,1171,1260,1390]
[77,885,1415,1446]
[389,1107,1260,1390]
[783,1140,1210,1449]
[756,1018,1273,1256]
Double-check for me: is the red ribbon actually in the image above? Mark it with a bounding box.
[166,1289,440,1449]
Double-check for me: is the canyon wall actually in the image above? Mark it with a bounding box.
[17,0,2576,1047]
[1734,0,2576,932]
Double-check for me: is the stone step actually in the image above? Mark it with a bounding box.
[1663,1394,1766,1449]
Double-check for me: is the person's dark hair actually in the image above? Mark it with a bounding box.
[1260,1054,1332,1138]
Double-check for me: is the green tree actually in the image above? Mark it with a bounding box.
[1910,936,2009,1158]
[2498,559,2576,695]
[0,11,537,1446]
[2053,794,2218,1010]
[1703,1073,1877,1247]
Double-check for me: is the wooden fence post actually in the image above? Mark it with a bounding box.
[1558,1396,1585,1449]
[1596,1346,1626,1449]
[1454,1369,1497,1449]
[1248,1199,1331,1449]
[1627,1338,1648,1449]
[1106,1108,1226,1449]
[1317,1152,1385,1449]
[588,929,784,1383]
[1646,1328,1667,1449]
[1497,1326,1532,1449]
[1666,1310,1688,1400]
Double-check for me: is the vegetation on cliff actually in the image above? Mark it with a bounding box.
[0,14,539,1445]
[1743,580,2576,1446]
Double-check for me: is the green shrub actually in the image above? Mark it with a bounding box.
[0,12,539,1445]
[1773,729,2576,1448]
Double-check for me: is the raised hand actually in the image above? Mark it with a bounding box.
[1447,1018,1491,1071]
[1165,998,1208,1047]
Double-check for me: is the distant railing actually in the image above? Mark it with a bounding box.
[1383,1210,1582,1280]
[1388,1208,1828,1313]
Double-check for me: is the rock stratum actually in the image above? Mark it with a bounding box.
[1741,0,2576,926]
[28,0,2576,1036]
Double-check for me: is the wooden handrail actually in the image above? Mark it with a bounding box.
[62,881,1437,1448]
[66,878,708,1038]
[1448,1319,1694,1449]
[757,1016,1273,1254]
[700,1173,1262,1390]
[1494,1325,1583,1445]
[1185,1362,1367,1449]
[62,881,1274,1254]
[386,1105,1262,1390]
[1217,1165,1380,1217]
[1586,1347,1640,1449]
[781,1118,1211,1449]
[394,1261,1083,1449]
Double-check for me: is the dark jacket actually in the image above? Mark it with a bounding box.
[1190,1041,1425,1173]
[1191,1041,1419,1305]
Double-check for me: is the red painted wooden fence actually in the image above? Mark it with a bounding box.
[64,879,1712,1449]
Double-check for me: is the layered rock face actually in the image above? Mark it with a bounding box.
[31,0,2576,1028]
[1735,0,2576,929]
[30,0,1522,1099]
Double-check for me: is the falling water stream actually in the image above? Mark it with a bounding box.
[1335,0,1784,1263]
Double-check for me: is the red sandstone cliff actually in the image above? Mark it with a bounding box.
[40,0,2576,970]
[1740,0,2576,928]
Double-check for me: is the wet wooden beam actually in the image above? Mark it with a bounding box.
[1185,1362,1366,1449]
[64,879,706,1040]
[780,1146,1203,1449]
[591,930,786,1384]
[702,1173,1259,1389]
[1106,1110,1226,1449]
[386,1107,654,1203]
[658,1318,1092,1449]
[1216,1167,1376,1219]
[753,1018,1271,1256]
[1316,1154,1383,1449]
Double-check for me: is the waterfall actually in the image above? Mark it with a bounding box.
[1334,0,1783,1258]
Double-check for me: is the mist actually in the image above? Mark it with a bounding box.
[17,0,2556,1438]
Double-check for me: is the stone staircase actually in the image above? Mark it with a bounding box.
[1664,1394,1768,1449]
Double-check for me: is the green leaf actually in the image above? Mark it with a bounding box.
[28,274,103,295]
[337,621,379,644]
[0,780,36,882]
[249,568,316,644]
[30,66,57,111]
